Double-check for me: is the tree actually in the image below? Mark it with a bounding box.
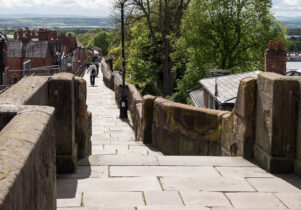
[175,0,286,93]
[89,31,110,56]
[121,0,191,95]
[126,20,163,96]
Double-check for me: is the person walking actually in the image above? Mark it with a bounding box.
[95,62,99,77]
[87,63,97,86]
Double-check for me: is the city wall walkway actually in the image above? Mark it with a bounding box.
[56,70,301,210]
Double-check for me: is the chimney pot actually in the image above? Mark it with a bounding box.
[268,40,275,50]
[277,40,283,50]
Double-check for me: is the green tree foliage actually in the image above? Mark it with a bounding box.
[287,37,301,51]
[175,0,286,93]
[88,31,110,56]
[126,20,163,96]
[77,28,103,46]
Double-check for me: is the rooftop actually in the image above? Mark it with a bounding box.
[7,40,48,58]
[199,70,261,104]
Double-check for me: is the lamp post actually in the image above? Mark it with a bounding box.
[119,0,128,119]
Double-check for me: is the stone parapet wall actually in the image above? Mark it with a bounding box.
[151,97,228,155]
[0,106,56,210]
[101,59,301,177]
[0,72,92,209]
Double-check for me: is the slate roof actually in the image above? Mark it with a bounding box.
[199,70,261,105]
[7,41,48,58]
[287,61,301,71]
[189,89,204,107]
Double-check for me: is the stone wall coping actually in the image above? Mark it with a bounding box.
[0,106,55,204]
[0,76,49,105]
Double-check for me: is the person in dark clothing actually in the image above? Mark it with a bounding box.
[88,64,97,86]
[95,62,99,76]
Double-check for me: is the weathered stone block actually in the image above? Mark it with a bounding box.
[221,77,257,159]
[49,72,77,173]
[142,95,156,144]
[74,77,91,159]
[0,76,49,106]
[235,77,257,119]
[0,107,56,210]
[255,72,299,173]
[254,145,294,173]
[152,97,227,155]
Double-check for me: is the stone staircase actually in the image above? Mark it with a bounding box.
[56,70,301,210]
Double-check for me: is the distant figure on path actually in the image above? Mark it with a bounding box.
[87,63,97,86]
[92,56,100,76]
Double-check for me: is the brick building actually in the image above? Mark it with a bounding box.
[5,28,84,85]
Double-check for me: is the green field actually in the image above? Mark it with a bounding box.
[0,17,113,29]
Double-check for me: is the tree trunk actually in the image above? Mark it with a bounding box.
[162,55,175,95]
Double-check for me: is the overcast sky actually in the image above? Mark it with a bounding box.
[0,0,300,18]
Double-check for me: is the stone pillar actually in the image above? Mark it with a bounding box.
[265,40,287,75]
[74,76,91,159]
[49,73,77,173]
[142,95,156,144]
[254,72,299,173]
[221,77,256,158]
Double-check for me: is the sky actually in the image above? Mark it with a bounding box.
[0,0,300,18]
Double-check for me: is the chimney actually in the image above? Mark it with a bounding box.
[32,30,36,38]
[24,27,31,42]
[60,33,66,44]
[51,31,57,40]
[18,29,23,42]
[265,40,287,75]
[38,28,45,41]
[45,29,51,41]
[14,32,18,41]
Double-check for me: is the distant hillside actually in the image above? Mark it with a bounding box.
[0,17,114,29]
[277,16,301,28]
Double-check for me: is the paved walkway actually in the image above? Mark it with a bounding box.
[57,70,301,210]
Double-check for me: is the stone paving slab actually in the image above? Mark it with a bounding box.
[137,207,209,210]
[144,191,183,206]
[92,140,144,145]
[180,191,231,207]
[216,166,274,178]
[57,166,108,179]
[274,193,301,209]
[225,193,287,209]
[57,193,82,208]
[58,177,162,193]
[157,156,256,167]
[247,177,301,192]
[83,192,145,208]
[78,155,159,166]
[160,177,255,192]
[58,208,135,210]
[110,166,221,177]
